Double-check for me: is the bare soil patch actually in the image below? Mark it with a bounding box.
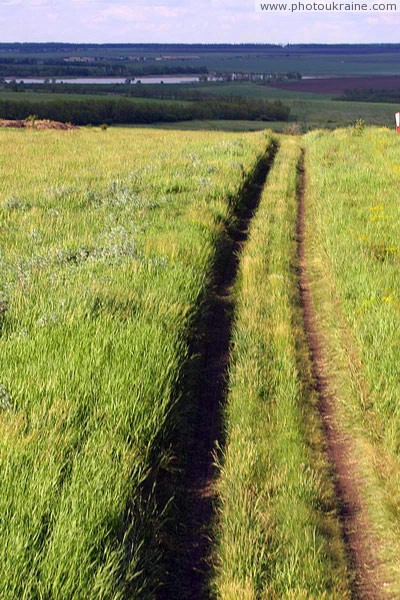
[0,119,77,130]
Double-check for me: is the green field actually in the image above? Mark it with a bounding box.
[125,119,289,132]
[0,127,268,598]
[191,82,400,128]
[191,83,331,100]
[137,98,398,131]
[0,90,188,105]
[1,124,400,599]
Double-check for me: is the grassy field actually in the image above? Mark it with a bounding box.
[124,119,290,132]
[137,97,398,132]
[125,97,398,132]
[2,122,400,599]
[0,90,189,105]
[0,127,269,598]
[192,82,332,100]
[289,98,399,129]
[189,83,399,129]
[304,127,400,593]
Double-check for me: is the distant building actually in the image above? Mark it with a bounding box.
[64,57,96,63]
[155,55,200,62]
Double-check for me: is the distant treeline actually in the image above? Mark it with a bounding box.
[0,62,208,78]
[338,88,400,103]
[4,81,208,100]
[2,42,400,54]
[3,78,297,101]
[0,72,301,101]
[0,97,290,125]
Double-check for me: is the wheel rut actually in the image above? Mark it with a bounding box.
[296,149,386,600]
[160,142,278,600]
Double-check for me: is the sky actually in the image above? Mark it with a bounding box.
[1,0,400,44]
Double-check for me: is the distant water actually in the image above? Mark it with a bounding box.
[5,76,202,85]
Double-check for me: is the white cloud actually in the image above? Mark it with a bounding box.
[98,4,183,20]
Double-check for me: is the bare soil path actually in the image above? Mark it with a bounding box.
[159,143,277,600]
[297,149,386,600]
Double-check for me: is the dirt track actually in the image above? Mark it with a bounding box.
[297,149,385,600]
[159,144,277,599]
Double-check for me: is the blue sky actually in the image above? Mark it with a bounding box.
[1,0,399,43]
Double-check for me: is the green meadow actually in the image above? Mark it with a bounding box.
[304,127,400,594]
[0,127,268,598]
[1,124,400,599]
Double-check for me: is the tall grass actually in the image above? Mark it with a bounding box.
[0,127,269,598]
[304,126,400,593]
[214,138,349,599]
